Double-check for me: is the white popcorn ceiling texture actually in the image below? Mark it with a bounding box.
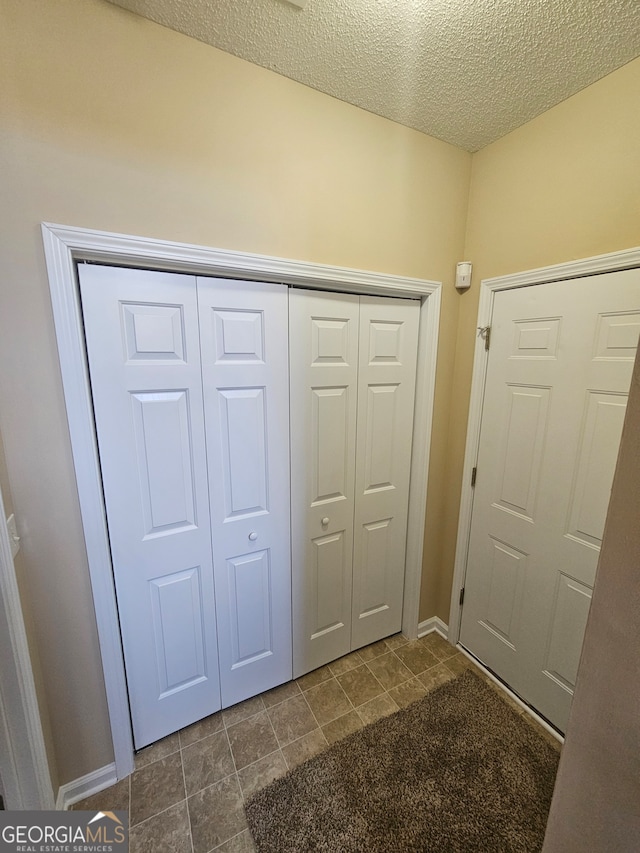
[109,0,640,151]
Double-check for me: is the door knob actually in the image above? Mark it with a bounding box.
[248,532,258,541]
[321,517,330,527]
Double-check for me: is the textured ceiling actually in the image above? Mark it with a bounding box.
[107,0,640,151]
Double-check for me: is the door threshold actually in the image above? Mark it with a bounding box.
[456,645,564,744]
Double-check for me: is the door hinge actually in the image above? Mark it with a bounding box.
[478,325,491,351]
[459,587,465,607]
[471,466,477,487]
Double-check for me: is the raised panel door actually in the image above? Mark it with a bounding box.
[290,289,359,676]
[461,270,639,731]
[198,278,292,706]
[79,264,221,749]
[351,296,420,648]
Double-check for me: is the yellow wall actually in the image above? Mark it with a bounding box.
[0,0,470,784]
[2,0,639,793]
[433,57,640,621]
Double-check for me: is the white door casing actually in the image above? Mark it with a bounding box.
[290,289,360,675]
[198,278,292,706]
[351,296,420,649]
[79,264,222,748]
[43,221,442,779]
[0,479,54,809]
[459,269,640,731]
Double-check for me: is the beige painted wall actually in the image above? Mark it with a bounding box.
[430,57,640,621]
[543,348,640,851]
[0,0,470,784]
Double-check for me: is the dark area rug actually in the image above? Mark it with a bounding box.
[245,670,560,852]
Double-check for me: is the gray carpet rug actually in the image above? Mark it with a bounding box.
[245,670,560,852]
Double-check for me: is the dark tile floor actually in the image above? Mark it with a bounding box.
[71,632,560,852]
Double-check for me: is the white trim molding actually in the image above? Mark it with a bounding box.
[448,246,640,644]
[417,617,448,639]
[41,222,442,779]
[0,482,55,810]
[56,763,118,811]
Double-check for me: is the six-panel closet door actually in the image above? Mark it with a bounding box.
[290,289,420,677]
[351,296,420,649]
[290,290,360,675]
[80,264,291,749]
[79,264,221,749]
[198,277,292,707]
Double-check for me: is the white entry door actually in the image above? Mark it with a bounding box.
[79,264,221,748]
[290,289,419,676]
[460,269,640,731]
[80,265,291,748]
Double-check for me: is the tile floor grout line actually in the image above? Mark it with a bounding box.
[129,796,188,831]
[300,689,324,731]
[363,656,412,692]
[222,697,267,731]
[208,828,250,853]
[264,705,281,741]
[222,721,240,776]
[364,665,388,698]
[238,747,288,803]
[279,718,327,759]
[224,708,266,732]
[176,736,195,853]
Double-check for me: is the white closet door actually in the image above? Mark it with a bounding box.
[351,296,420,648]
[79,264,220,749]
[198,278,292,706]
[290,289,360,677]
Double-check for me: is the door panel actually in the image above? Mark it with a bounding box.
[149,567,207,695]
[225,550,273,665]
[482,538,527,649]
[357,517,393,617]
[290,289,359,676]
[131,390,198,534]
[218,387,269,517]
[543,575,592,692]
[460,269,639,731]
[79,264,221,749]
[495,385,549,518]
[567,392,627,545]
[351,297,419,649]
[198,278,291,706]
[311,387,351,502]
[311,530,350,638]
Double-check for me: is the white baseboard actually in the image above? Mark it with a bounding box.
[56,762,118,810]
[417,617,449,639]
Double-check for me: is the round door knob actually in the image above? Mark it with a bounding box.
[248,532,258,541]
[321,517,330,526]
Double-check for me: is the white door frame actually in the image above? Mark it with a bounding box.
[41,222,442,780]
[0,480,55,809]
[449,246,640,644]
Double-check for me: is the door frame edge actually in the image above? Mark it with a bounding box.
[0,478,55,809]
[41,221,442,776]
[448,245,640,644]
